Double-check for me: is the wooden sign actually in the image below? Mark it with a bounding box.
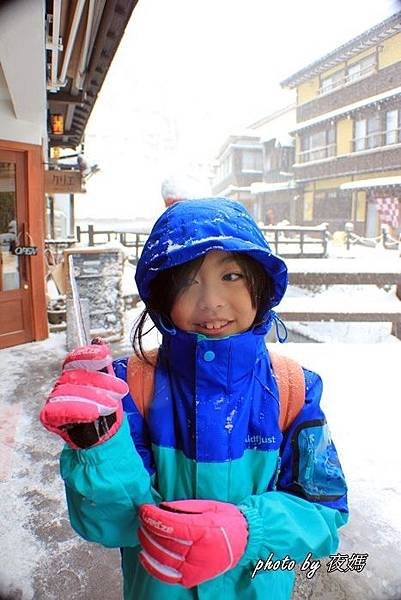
[44,169,85,194]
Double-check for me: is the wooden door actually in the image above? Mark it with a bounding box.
[0,149,34,347]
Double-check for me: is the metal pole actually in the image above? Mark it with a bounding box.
[49,195,55,239]
[69,193,75,237]
[323,225,328,257]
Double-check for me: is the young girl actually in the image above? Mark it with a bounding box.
[41,197,348,599]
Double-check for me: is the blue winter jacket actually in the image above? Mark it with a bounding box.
[60,198,348,600]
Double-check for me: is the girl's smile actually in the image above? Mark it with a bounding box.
[194,319,234,336]
[170,251,257,337]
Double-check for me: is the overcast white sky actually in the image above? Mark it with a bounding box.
[76,0,401,221]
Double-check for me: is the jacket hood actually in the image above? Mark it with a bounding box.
[135,198,288,329]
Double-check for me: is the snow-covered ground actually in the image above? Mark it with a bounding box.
[1,330,400,598]
[1,317,401,598]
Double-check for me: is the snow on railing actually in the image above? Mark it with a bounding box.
[345,226,400,251]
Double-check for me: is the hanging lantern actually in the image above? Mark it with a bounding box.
[50,114,64,135]
[51,146,62,160]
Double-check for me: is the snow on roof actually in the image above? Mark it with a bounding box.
[248,104,296,146]
[292,85,401,133]
[214,134,262,160]
[218,184,251,195]
[251,181,296,194]
[340,176,401,190]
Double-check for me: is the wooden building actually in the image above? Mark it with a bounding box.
[247,104,296,224]
[211,104,296,223]
[281,11,401,235]
[0,0,138,349]
[211,134,264,217]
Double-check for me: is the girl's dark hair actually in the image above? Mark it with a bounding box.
[131,252,273,363]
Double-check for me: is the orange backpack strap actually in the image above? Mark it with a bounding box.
[270,352,305,431]
[127,349,159,419]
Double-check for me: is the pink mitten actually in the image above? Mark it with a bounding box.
[138,499,248,588]
[40,345,128,448]
[62,343,114,373]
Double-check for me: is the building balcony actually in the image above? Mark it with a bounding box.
[212,170,262,195]
[293,143,401,182]
[297,61,401,123]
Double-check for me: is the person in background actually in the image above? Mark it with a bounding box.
[265,208,275,226]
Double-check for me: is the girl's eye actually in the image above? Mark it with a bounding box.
[223,272,243,282]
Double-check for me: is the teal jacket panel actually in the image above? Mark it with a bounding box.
[60,417,161,548]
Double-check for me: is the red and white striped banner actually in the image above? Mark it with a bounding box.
[375,197,400,229]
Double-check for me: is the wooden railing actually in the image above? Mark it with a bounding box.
[260,224,329,258]
[76,225,150,262]
[278,257,401,339]
[76,223,330,260]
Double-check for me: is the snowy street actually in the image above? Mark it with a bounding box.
[0,328,400,599]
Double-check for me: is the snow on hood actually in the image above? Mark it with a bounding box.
[135,198,288,326]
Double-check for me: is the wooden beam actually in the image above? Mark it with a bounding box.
[48,92,85,105]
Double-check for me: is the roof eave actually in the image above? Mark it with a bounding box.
[281,11,401,89]
[47,0,139,149]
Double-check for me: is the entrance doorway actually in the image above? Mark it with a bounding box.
[365,195,378,238]
[0,149,34,347]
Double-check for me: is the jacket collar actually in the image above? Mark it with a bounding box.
[159,326,267,384]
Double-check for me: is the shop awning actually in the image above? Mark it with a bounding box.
[251,181,296,194]
[340,176,401,190]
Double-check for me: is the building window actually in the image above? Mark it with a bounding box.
[321,69,345,95]
[347,54,376,84]
[299,126,335,163]
[353,109,401,151]
[216,154,232,182]
[354,119,367,151]
[385,109,400,145]
[367,114,381,148]
[318,53,376,96]
[241,150,263,173]
[354,114,381,150]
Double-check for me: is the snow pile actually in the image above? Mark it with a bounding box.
[0,335,67,598]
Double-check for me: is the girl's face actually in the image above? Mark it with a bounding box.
[170,251,257,337]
